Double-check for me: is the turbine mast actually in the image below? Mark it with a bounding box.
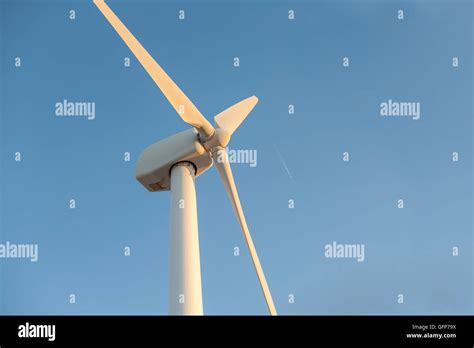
[169,162,203,315]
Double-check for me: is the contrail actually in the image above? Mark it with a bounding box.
[273,144,293,180]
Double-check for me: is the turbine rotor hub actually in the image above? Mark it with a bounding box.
[202,128,231,151]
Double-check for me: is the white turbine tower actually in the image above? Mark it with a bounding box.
[94,0,277,316]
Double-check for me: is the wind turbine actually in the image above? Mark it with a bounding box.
[94,0,277,315]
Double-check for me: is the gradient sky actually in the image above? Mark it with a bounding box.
[0,0,472,315]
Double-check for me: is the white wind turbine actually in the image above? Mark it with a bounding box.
[94,0,277,315]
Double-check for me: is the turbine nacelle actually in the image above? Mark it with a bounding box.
[135,128,212,192]
[135,126,231,192]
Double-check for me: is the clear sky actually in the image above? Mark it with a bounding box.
[0,0,472,315]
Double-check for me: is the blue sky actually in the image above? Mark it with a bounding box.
[0,0,472,315]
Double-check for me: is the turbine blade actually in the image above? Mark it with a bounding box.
[93,0,215,138]
[214,96,258,135]
[211,148,277,316]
